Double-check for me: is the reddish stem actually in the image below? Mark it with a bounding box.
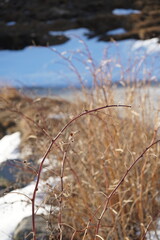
[95,139,160,238]
[31,104,131,239]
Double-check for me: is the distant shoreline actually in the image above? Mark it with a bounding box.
[15,80,160,97]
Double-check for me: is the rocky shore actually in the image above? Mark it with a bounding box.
[0,0,160,50]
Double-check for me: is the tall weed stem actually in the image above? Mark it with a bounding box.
[31,104,131,240]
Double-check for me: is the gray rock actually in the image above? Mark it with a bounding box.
[13,215,73,240]
[0,159,21,183]
[13,215,50,240]
[0,159,35,196]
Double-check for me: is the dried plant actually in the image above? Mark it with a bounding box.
[0,39,160,240]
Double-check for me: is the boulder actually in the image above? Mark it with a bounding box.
[13,215,72,240]
[13,215,50,240]
[0,159,35,196]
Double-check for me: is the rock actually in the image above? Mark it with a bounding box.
[0,0,160,49]
[13,215,72,240]
[0,159,35,196]
[13,215,50,240]
[0,22,69,50]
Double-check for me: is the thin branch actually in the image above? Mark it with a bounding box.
[31,104,131,240]
[58,146,69,240]
[141,218,153,240]
[95,139,160,238]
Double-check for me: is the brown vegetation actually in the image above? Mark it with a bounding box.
[1,84,159,239]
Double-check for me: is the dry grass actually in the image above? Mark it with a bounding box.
[0,84,160,239]
[0,51,160,239]
[28,84,160,240]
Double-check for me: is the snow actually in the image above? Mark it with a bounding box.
[132,38,160,54]
[48,112,67,119]
[0,183,35,240]
[6,21,16,26]
[146,219,160,240]
[107,28,127,35]
[0,132,21,163]
[112,8,141,15]
[49,30,65,36]
[0,179,59,240]
[0,28,160,238]
[0,131,60,239]
[0,28,160,88]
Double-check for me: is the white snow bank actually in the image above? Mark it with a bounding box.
[132,38,160,54]
[0,132,21,164]
[112,8,141,15]
[0,177,60,240]
[0,183,35,240]
[0,131,60,239]
[107,28,127,35]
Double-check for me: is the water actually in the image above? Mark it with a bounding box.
[0,28,160,89]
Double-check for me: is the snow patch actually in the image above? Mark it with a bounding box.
[132,38,160,54]
[107,28,127,35]
[146,219,160,240]
[6,21,16,26]
[0,132,21,164]
[0,177,60,239]
[49,31,65,36]
[112,8,141,15]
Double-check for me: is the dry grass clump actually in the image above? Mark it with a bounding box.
[1,85,159,239]
[44,85,160,240]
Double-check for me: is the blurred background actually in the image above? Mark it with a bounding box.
[0,0,160,50]
[0,0,160,88]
